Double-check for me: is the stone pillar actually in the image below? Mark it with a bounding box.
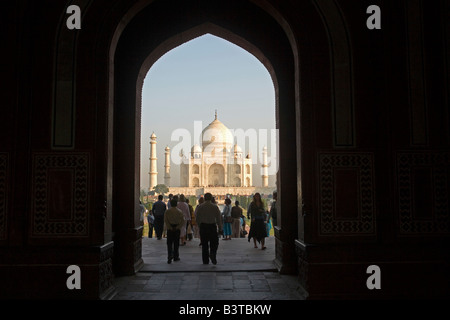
[164,146,170,187]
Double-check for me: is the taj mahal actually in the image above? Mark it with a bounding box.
[148,111,275,196]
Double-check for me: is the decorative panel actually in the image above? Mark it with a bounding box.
[319,153,376,235]
[31,153,89,237]
[397,152,450,234]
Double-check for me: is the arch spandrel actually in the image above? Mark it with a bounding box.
[136,22,279,104]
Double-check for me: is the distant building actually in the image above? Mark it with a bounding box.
[179,111,256,188]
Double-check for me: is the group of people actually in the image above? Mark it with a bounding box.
[149,194,194,244]
[144,191,278,265]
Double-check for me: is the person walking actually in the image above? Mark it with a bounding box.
[164,198,184,264]
[194,196,204,245]
[152,194,166,240]
[139,200,146,224]
[269,191,278,228]
[240,212,247,238]
[231,200,243,238]
[186,198,194,241]
[162,194,173,239]
[212,196,224,239]
[248,193,267,250]
[147,211,154,238]
[265,209,272,237]
[222,198,232,240]
[175,194,191,246]
[167,194,174,208]
[195,193,223,265]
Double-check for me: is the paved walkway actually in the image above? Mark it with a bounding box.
[112,236,305,300]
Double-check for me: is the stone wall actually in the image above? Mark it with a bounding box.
[168,186,276,197]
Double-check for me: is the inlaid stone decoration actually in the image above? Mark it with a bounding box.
[31,153,89,237]
[99,243,114,294]
[397,152,450,234]
[319,153,376,235]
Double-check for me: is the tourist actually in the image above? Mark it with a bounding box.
[147,210,154,238]
[196,193,223,264]
[231,200,243,238]
[167,194,174,208]
[139,200,146,223]
[266,209,272,237]
[186,198,194,241]
[269,191,278,227]
[247,193,267,250]
[240,213,248,238]
[151,194,166,240]
[222,198,232,240]
[162,193,174,239]
[194,197,204,245]
[176,194,191,246]
[164,198,184,264]
[194,196,204,218]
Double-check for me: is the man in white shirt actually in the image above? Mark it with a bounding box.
[196,193,223,265]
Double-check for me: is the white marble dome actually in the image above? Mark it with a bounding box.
[201,113,234,150]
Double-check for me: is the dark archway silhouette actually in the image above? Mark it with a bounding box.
[110,0,298,277]
[5,0,448,300]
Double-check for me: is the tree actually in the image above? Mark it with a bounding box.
[140,188,147,202]
[153,184,169,195]
[189,195,197,206]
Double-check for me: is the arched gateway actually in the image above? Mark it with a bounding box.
[111,0,298,284]
[1,0,449,300]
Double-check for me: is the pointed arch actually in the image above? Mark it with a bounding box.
[136,22,279,108]
[110,0,298,277]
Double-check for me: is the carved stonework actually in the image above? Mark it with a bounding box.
[99,260,113,293]
[31,153,90,237]
[397,152,450,234]
[99,243,114,294]
[319,153,376,235]
[0,153,8,241]
[134,238,142,264]
[295,240,309,290]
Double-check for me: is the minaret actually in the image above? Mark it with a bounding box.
[262,146,269,187]
[164,146,171,187]
[149,132,158,191]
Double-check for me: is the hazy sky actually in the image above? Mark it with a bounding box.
[140,34,277,190]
